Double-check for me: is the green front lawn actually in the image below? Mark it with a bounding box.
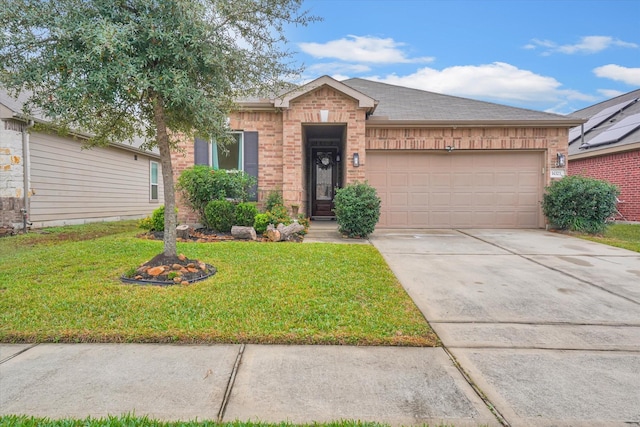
[576,223,640,253]
[0,222,436,346]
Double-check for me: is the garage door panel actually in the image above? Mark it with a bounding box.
[409,211,430,226]
[410,193,429,206]
[411,173,429,186]
[366,151,543,228]
[451,192,473,206]
[389,173,409,187]
[389,192,408,207]
[474,193,497,206]
[388,211,409,226]
[431,192,451,207]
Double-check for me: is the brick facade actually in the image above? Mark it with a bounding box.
[569,150,640,221]
[172,81,570,225]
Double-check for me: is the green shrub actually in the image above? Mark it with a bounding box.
[139,205,177,232]
[137,216,154,231]
[177,166,256,222]
[253,213,270,235]
[265,190,284,212]
[151,206,169,232]
[542,175,619,234]
[268,204,292,227]
[204,200,236,232]
[235,202,259,227]
[296,214,310,235]
[333,182,381,238]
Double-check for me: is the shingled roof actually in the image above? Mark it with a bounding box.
[341,78,581,126]
[567,89,640,157]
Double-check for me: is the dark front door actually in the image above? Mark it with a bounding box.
[312,148,338,217]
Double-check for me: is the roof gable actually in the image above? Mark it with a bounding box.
[274,75,376,110]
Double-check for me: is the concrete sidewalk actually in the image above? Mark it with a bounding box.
[0,343,499,426]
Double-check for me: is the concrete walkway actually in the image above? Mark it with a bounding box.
[2,226,639,426]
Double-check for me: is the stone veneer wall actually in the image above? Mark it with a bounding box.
[0,119,27,228]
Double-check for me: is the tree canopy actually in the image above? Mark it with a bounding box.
[1,0,315,257]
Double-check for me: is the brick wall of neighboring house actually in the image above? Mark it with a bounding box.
[366,126,568,189]
[569,150,640,221]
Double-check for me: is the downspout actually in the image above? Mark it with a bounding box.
[21,119,34,232]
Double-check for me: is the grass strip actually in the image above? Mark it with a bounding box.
[575,223,640,253]
[0,222,436,346]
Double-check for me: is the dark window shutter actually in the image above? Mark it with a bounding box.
[243,131,259,201]
[194,138,209,165]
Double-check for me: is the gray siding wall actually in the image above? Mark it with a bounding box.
[28,131,164,227]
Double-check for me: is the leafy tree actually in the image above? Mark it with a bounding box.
[0,0,315,259]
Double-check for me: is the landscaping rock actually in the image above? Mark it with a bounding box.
[147,266,166,276]
[231,226,257,241]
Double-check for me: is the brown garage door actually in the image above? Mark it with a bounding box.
[366,151,543,228]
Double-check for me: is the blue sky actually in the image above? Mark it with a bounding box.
[284,0,640,114]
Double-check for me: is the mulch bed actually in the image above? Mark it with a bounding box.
[137,227,303,243]
[121,252,216,286]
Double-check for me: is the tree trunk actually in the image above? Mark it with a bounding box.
[277,222,305,241]
[152,93,178,258]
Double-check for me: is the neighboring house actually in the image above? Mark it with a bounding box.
[0,89,164,230]
[568,89,640,222]
[173,75,581,229]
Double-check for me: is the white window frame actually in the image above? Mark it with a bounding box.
[150,161,159,201]
[211,132,244,171]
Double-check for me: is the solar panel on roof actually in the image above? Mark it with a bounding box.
[568,98,639,143]
[580,112,640,149]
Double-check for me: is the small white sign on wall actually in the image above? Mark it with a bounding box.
[550,169,566,179]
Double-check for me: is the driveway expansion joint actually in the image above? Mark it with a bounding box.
[217,343,245,422]
[441,346,511,427]
[0,343,39,365]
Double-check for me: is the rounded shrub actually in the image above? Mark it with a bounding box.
[542,175,619,234]
[235,202,259,227]
[253,213,270,235]
[204,200,235,232]
[333,182,381,238]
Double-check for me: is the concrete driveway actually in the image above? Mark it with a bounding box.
[370,229,640,426]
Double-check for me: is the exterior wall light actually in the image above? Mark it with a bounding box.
[556,153,566,167]
[352,152,360,167]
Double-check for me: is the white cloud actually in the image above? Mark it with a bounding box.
[299,35,434,64]
[305,62,372,75]
[526,36,638,55]
[367,62,594,104]
[597,89,625,98]
[593,64,640,85]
